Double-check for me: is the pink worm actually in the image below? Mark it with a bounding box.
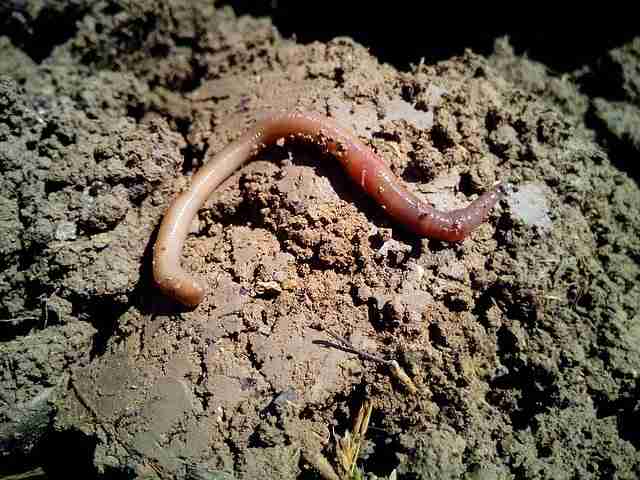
[153,111,503,307]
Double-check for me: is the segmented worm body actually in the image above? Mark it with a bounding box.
[153,111,503,307]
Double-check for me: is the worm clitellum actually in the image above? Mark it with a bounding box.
[153,110,503,307]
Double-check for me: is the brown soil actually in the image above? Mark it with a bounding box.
[1,3,639,479]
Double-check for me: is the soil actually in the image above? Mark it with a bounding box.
[1,3,639,480]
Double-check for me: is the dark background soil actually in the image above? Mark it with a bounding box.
[222,1,639,72]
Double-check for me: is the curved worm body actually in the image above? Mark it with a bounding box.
[153,111,503,307]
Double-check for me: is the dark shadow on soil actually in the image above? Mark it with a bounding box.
[37,429,99,480]
[220,1,638,72]
[585,105,640,185]
[0,2,88,62]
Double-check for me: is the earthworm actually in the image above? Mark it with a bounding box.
[153,110,503,307]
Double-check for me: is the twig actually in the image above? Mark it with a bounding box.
[324,330,388,364]
[323,329,417,394]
